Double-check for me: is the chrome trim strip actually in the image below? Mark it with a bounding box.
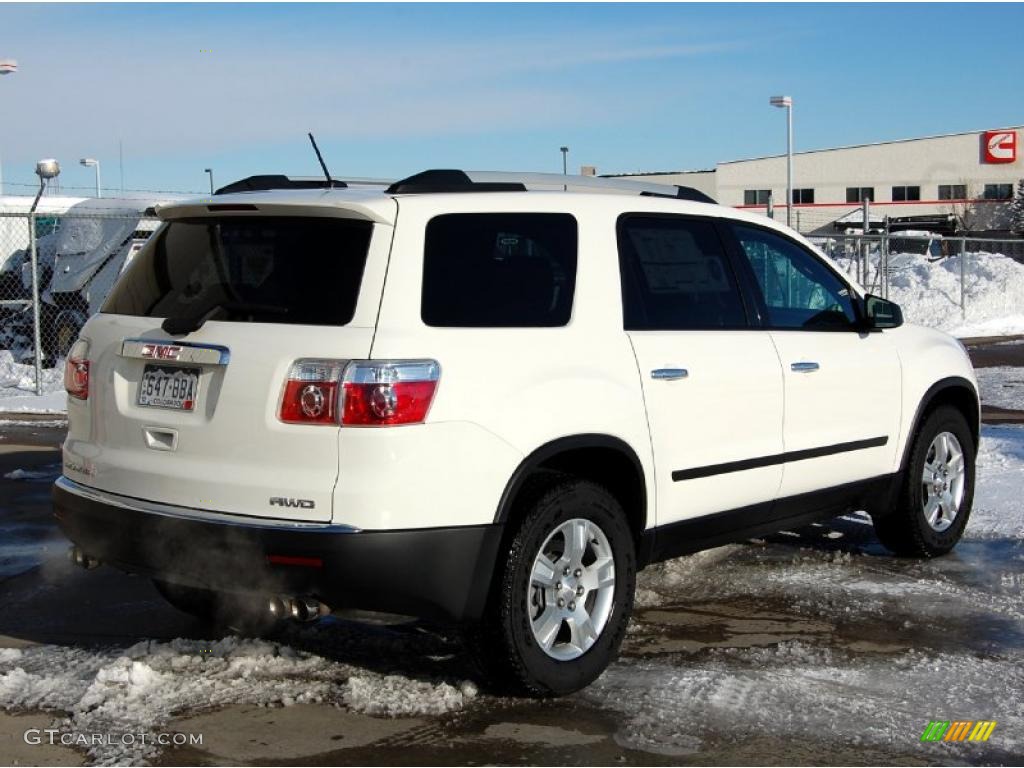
[55,476,361,533]
[121,338,231,365]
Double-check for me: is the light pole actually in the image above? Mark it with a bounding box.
[770,95,793,228]
[560,146,568,175]
[0,58,17,196]
[205,168,214,194]
[80,158,101,197]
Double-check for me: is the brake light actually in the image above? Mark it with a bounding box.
[278,359,345,425]
[279,359,440,427]
[64,339,90,401]
[342,360,440,426]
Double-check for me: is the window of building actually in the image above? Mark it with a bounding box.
[983,184,1014,200]
[938,184,968,201]
[743,189,772,206]
[892,185,921,202]
[846,187,874,203]
[731,224,857,331]
[791,188,815,204]
[617,216,748,331]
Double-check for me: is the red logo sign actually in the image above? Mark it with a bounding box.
[982,130,1017,164]
[141,344,182,360]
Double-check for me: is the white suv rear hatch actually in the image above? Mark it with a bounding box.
[64,197,395,523]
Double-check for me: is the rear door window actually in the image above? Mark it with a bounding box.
[421,213,577,327]
[617,215,749,330]
[102,217,372,326]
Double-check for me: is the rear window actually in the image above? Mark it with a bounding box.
[421,213,577,327]
[102,217,372,326]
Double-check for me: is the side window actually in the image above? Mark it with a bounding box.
[422,213,577,327]
[617,216,748,331]
[731,224,857,331]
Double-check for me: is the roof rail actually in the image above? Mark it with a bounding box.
[386,170,527,194]
[214,175,394,195]
[385,169,716,203]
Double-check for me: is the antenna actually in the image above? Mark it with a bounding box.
[307,133,332,186]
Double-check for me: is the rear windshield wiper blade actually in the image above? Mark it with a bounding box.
[161,302,289,335]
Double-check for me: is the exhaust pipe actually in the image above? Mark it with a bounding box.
[68,546,100,570]
[267,595,327,623]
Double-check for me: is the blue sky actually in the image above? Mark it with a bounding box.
[1,3,1021,196]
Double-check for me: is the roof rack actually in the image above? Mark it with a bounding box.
[214,174,393,195]
[386,170,526,194]
[385,169,716,203]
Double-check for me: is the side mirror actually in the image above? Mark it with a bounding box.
[863,294,903,330]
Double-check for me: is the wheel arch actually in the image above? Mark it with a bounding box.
[493,433,649,545]
[900,376,980,473]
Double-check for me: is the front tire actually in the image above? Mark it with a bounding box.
[873,405,975,557]
[473,477,636,696]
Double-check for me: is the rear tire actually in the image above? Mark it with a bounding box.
[873,405,975,557]
[470,477,636,697]
[152,580,282,635]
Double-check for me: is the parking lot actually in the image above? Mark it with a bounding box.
[0,381,1022,765]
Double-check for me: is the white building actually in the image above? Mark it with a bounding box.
[609,126,1023,236]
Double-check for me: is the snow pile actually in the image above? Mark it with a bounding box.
[0,349,67,413]
[881,251,1024,337]
[4,464,62,481]
[0,636,477,765]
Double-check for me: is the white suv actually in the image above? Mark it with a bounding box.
[55,170,979,695]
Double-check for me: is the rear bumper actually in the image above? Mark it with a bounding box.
[53,477,504,623]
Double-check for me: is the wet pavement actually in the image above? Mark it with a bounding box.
[0,425,1022,766]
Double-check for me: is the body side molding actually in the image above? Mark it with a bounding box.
[672,436,888,482]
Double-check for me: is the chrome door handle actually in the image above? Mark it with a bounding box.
[791,362,820,373]
[651,368,689,381]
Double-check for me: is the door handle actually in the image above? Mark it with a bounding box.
[651,368,689,381]
[791,362,820,373]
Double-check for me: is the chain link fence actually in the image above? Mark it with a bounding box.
[0,211,159,403]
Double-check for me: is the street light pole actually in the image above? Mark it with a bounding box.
[560,146,569,176]
[205,168,214,194]
[80,158,101,197]
[770,95,794,228]
[0,58,17,196]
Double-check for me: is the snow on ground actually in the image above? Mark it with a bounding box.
[0,636,477,766]
[0,350,66,413]
[969,424,1024,540]
[880,251,1024,337]
[974,366,1024,411]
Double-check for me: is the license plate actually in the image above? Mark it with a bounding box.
[138,365,200,411]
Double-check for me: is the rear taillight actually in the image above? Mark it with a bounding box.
[278,359,345,424]
[341,360,440,426]
[277,359,440,427]
[280,360,440,428]
[64,339,90,401]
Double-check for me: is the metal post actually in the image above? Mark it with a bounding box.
[785,102,793,228]
[766,192,774,220]
[960,236,967,319]
[28,212,43,394]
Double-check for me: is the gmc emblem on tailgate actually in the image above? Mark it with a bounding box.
[269,497,316,509]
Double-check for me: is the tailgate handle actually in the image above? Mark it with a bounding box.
[143,427,178,452]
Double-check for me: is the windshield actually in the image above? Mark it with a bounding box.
[102,216,372,326]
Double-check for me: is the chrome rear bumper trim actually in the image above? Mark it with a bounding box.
[55,476,360,533]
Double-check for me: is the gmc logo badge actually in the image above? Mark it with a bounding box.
[141,344,182,360]
[982,130,1017,164]
[269,497,315,509]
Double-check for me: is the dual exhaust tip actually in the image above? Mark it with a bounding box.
[268,595,327,623]
[69,546,328,623]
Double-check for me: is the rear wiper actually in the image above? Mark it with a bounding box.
[161,302,288,335]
